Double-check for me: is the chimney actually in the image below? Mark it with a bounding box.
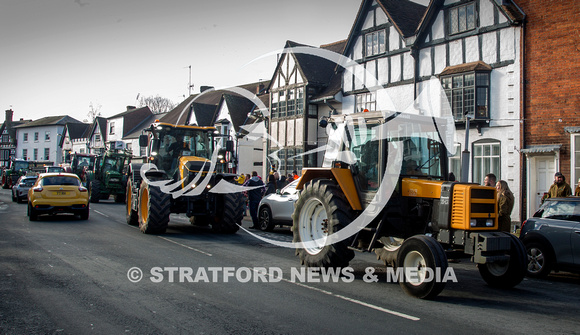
[5,109,13,123]
[200,86,214,93]
[126,106,136,111]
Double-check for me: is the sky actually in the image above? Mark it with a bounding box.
[0,0,427,124]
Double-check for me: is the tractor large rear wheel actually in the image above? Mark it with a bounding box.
[396,235,448,299]
[138,180,171,234]
[126,179,138,226]
[478,233,526,288]
[212,192,243,234]
[292,179,355,268]
[89,180,101,203]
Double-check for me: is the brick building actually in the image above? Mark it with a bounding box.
[518,0,580,217]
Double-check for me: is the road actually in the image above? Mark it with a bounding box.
[1,189,579,334]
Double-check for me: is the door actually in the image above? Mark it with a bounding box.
[532,156,556,215]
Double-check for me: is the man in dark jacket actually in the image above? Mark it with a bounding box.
[247,171,265,229]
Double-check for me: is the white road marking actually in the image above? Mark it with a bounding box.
[93,210,109,218]
[253,269,420,321]
[157,236,213,257]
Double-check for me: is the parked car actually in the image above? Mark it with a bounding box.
[12,175,38,202]
[258,179,299,231]
[519,197,580,278]
[27,173,89,221]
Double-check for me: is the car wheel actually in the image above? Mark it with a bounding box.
[80,207,89,220]
[525,241,553,278]
[28,202,38,221]
[259,206,275,231]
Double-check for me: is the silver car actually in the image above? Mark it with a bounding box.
[12,175,38,203]
[519,197,580,278]
[258,179,299,231]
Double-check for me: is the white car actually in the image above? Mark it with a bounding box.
[257,179,299,231]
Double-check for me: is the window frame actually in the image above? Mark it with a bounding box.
[365,29,386,58]
[355,92,377,113]
[448,2,477,36]
[472,140,501,185]
[441,71,490,122]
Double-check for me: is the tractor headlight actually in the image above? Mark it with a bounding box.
[470,219,477,227]
[486,219,494,227]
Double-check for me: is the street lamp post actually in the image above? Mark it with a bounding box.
[460,113,472,183]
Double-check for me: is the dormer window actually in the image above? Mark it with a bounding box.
[109,122,115,135]
[365,29,386,57]
[449,2,476,35]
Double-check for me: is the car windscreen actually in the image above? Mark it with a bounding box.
[538,200,580,221]
[41,176,80,186]
[22,179,37,186]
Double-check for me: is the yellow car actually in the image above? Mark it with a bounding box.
[27,173,89,221]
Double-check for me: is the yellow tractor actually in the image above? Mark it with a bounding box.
[126,121,243,234]
[292,111,526,299]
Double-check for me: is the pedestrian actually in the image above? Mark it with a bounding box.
[277,175,287,189]
[575,178,580,196]
[265,174,277,196]
[483,173,497,187]
[496,180,514,232]
[287,173,294,183]
[292,170,299,180]
[542,171,572,202]
[247,171,265,229]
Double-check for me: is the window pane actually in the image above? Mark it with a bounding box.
[492,144,500,156]
[467,4,475,30]
[483,145,491,156]
[458,6,466,32]
[474,157,482,184]
[453,76,463,88]
[464,87,475,116]
[474,145,482,156]
[442,77,452,89]
[476,87,488,118]
[450,8,458,34]
[476,73,489,86]
[378,30,386,53]
[372,32,378,55]
[464,74,475,87]
[366,34,373,56]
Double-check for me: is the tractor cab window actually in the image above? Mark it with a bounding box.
[349,123,381,191]
[13,161,29,171]
[395,123,444,178]
[103,157,122,173]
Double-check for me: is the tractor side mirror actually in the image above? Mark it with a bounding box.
[139,134,148,147]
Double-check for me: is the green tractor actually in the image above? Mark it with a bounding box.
[86,149,131,203]
[2,159,45,189]
[66,153,97,186]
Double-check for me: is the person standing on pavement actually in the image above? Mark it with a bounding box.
[483,173,497,187]
[247,171,265,229]
[574,178,580,196]
[265,174,277,196]
[496,180,515,232]
[542,171,572,202]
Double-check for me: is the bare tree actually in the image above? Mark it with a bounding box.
[138,95,176,114]
[87,102,102,122]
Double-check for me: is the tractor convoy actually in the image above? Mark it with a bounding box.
[4,113,526,299]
